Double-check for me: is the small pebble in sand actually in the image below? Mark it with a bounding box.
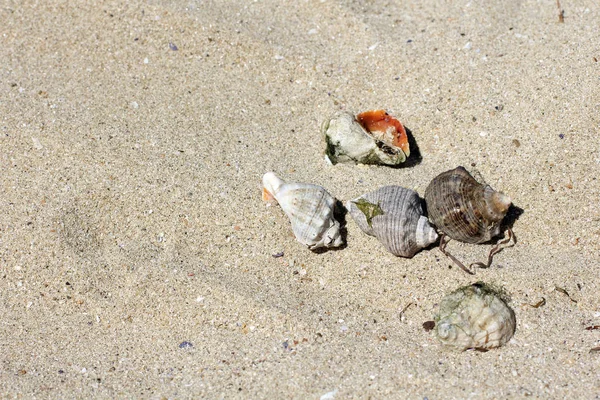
[179,341,193,349]
[169,42,178,51]
[320,389,338,400]
[32,137,43,150]
[422,321,435,332]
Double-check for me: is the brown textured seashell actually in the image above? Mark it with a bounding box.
[347,186,438,257]
[424,166,511,244]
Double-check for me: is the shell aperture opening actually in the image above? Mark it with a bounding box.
[356,110,410,158]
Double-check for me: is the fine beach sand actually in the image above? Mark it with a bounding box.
[2,0,599,398]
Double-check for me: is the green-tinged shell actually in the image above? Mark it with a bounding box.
[434,282,516,350]
[352,198,385,228]
[347,186,438,258]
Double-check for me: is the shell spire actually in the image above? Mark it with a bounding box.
[262,172,343,250]
[262,172,284,201]
[483,186,512,222]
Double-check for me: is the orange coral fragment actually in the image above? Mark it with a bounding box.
[357,110,410,156]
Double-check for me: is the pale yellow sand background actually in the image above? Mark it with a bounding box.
[1,0,599,398]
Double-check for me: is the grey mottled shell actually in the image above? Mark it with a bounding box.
[262,172,343,250]
[424,166,512,244]
[434,283,516,350]
[322,111,408,166]
[347,186,438,258]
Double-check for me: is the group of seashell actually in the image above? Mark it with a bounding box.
[262,110,517,350]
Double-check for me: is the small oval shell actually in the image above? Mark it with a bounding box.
[262,172,343,250]
[347,186,438,257]
[434,282,516,350]
[322,110,410,166]
[424,166,512,244]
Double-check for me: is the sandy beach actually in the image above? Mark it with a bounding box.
[1,0,599,397]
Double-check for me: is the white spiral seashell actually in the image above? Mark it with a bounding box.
[347,186,438,258]
[434,282,516,350]
[262,172,343,250]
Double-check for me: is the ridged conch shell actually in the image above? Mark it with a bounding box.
[347,186,438,257]
[262,172,343,250]
[424,166,512,244]
[434,282,516,350]
[322,110,410,166]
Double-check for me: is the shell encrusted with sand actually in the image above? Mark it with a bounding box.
[434,282,516,350]
[424,166,512,244]
[347,186,438,258]
[262,172,343,250]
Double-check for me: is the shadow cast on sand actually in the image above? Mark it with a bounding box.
[502,204,525,234]
[312,199,348,254]
[485,203,525,245]
[419,202,525,274]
